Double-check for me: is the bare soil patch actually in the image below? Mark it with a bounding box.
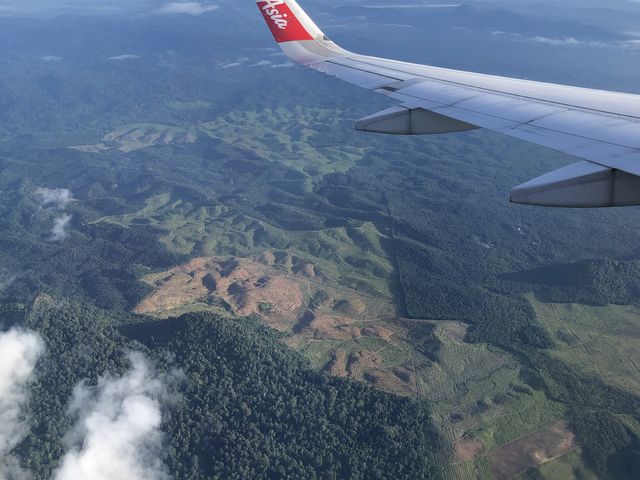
[325,349,348,377]
[454,436,484,463]
[135,256,304,330]
[362,367,417,396]
[487,420,577,480]
[136,255,418,395]
[333,298,366,315]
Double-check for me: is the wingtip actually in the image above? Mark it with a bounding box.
[257,0,348,65]
[256,0,318,44]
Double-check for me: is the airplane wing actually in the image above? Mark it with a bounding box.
[256,0,640,207]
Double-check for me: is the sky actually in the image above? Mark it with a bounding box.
[1,0,640,15]
[0,0,223,16]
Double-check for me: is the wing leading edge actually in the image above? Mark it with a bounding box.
[256,0,640,207]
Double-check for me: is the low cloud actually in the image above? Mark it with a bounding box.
[270,62,294,69]
[249,60,273,67]
[37,55,63,62]
[157,2,219,15]
[245,47,277,53]
[362,4,460,8]
[488,30,637,49]
[108,54,140,61]
[248,59,294,69]
[217,57,249,69]
[530,35,584,46]
[0,328,45,480]
[621,39,640,49]
[35,187,74,210]
[53,352,173,480]
[51,214,72,242]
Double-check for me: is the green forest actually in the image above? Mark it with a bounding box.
[13,299,442,480]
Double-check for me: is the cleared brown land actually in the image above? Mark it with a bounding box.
[135,253,418,395]
[325,349,348,377]
[136,256,305,330]
[487,420,577,480]
[454,436,484,463]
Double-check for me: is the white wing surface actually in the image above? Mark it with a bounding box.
[256,0,640,207]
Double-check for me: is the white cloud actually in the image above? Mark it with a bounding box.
[108,54,140,61]
[35,187,74,210]
[157,2,218,16]
[245,47,276,52]
[53,352,172,480]
[249,60,272,67]
[0,328,44,480]
[51,214,72,242]
[218,57,249,69]
[270,62,294,69]
[37,55,63,62]
[621,39,640,49]
[490,30,615,49]
[530,35,582,46]
[217,57,292,70]
[362,4,460,8]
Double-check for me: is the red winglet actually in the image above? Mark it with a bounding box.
[257,0,314,43]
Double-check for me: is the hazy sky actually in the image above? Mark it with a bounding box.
[2,0,640,16]
[0,0,221,15]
